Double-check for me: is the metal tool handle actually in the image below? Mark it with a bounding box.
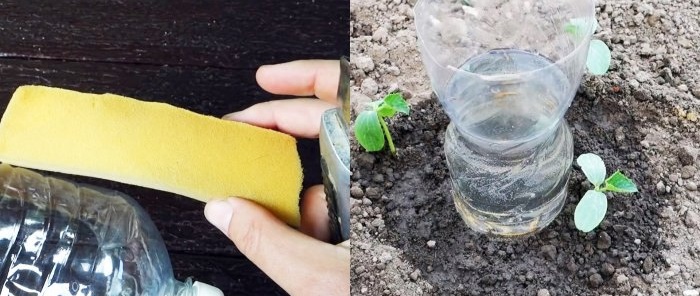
[320,57,350,244]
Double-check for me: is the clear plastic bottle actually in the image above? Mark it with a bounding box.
[414,0,595,237]
[442,49,574,237]
[0,164,223,296]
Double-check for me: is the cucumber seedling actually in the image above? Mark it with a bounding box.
[565,18,612,75]
[354,93,410,154]
[574,153,638,232]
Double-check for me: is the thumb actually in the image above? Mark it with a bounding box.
[204,197,349,296]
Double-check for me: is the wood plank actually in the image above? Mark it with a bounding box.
[0,0,349,68]
[0,57,323,256]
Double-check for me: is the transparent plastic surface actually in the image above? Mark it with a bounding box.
[0,164,200,295]
[414,0,594,236]
[415,0,594,142]
[445,122,573,236]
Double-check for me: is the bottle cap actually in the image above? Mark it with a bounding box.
[193,281,224,296]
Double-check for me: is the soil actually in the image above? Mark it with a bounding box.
[350,0,700,295]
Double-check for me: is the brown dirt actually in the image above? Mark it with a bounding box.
[350,0,700,295]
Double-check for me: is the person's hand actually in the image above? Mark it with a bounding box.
[204,60,350,296]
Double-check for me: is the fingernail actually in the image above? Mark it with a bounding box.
[204,199,234,234]
[222,112,241,121]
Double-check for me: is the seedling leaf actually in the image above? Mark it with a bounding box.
[565,17,599,37]
[604,171,638,193]
[577,153,606,188]
[587,40,611,75]
[383,93,410,115]
[574,190,608,232]
[354,110,385,152]
[376,103,397,117]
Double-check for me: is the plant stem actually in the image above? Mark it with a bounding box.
[379,117,396,154]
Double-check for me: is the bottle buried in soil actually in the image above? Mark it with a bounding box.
[444,49,574,237]
[415,0,594,236]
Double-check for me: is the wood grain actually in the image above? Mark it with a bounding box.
[0,0,349,68]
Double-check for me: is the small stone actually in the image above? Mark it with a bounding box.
[354,266,366,274]
[537,289,550,296]
[692,88,700,98]
[354,55,375,73]
[386,66,401,76]
[541,245,557,261]
[601,263,615,276]
[685,211,700,228]
[686,182,698,191]
[351,91,373,114]
[372,27,389,42]
[635,71,650,82]
[634,239,641,245]
[616,274,629,285]
[370,218,384,228]
[670,265,681,274]
[597,231,612,250]
[684,289,700,296]
[360,78,378,95]
[589,273,604,288]
[427,240,436,248]
[357,153,376,167]
[643,257,654,273]
[689,112,698,122]
[679,146,699,165]
[362,198,372,206]
[656,181,666,193]
[615,127,626,142]
[351,185,364,199]
[365,187,381,199]
[409,269,421,281]
[379,252,392,263]
[670,173,680,183]
[681,166,697,179]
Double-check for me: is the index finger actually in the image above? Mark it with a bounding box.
[256,60,340,103]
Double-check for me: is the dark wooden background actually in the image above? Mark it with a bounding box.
[0,1,348,295]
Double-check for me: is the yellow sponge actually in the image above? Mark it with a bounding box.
[0,85,303,226]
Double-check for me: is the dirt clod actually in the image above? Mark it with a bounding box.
[597,231,612,250]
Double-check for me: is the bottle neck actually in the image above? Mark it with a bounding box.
[170,278,196,296]
[170,278,224,296]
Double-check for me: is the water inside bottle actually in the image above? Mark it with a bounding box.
[445,49,569,143]
[442,49,574,236]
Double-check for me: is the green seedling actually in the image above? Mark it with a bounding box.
[565,18,612,75]
[354,93,410,154]
[574,153,638,232]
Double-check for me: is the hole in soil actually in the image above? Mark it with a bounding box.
[354,92,665,295]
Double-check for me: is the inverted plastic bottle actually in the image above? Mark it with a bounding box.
[414,0,596,236]
[0,164,223,296]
